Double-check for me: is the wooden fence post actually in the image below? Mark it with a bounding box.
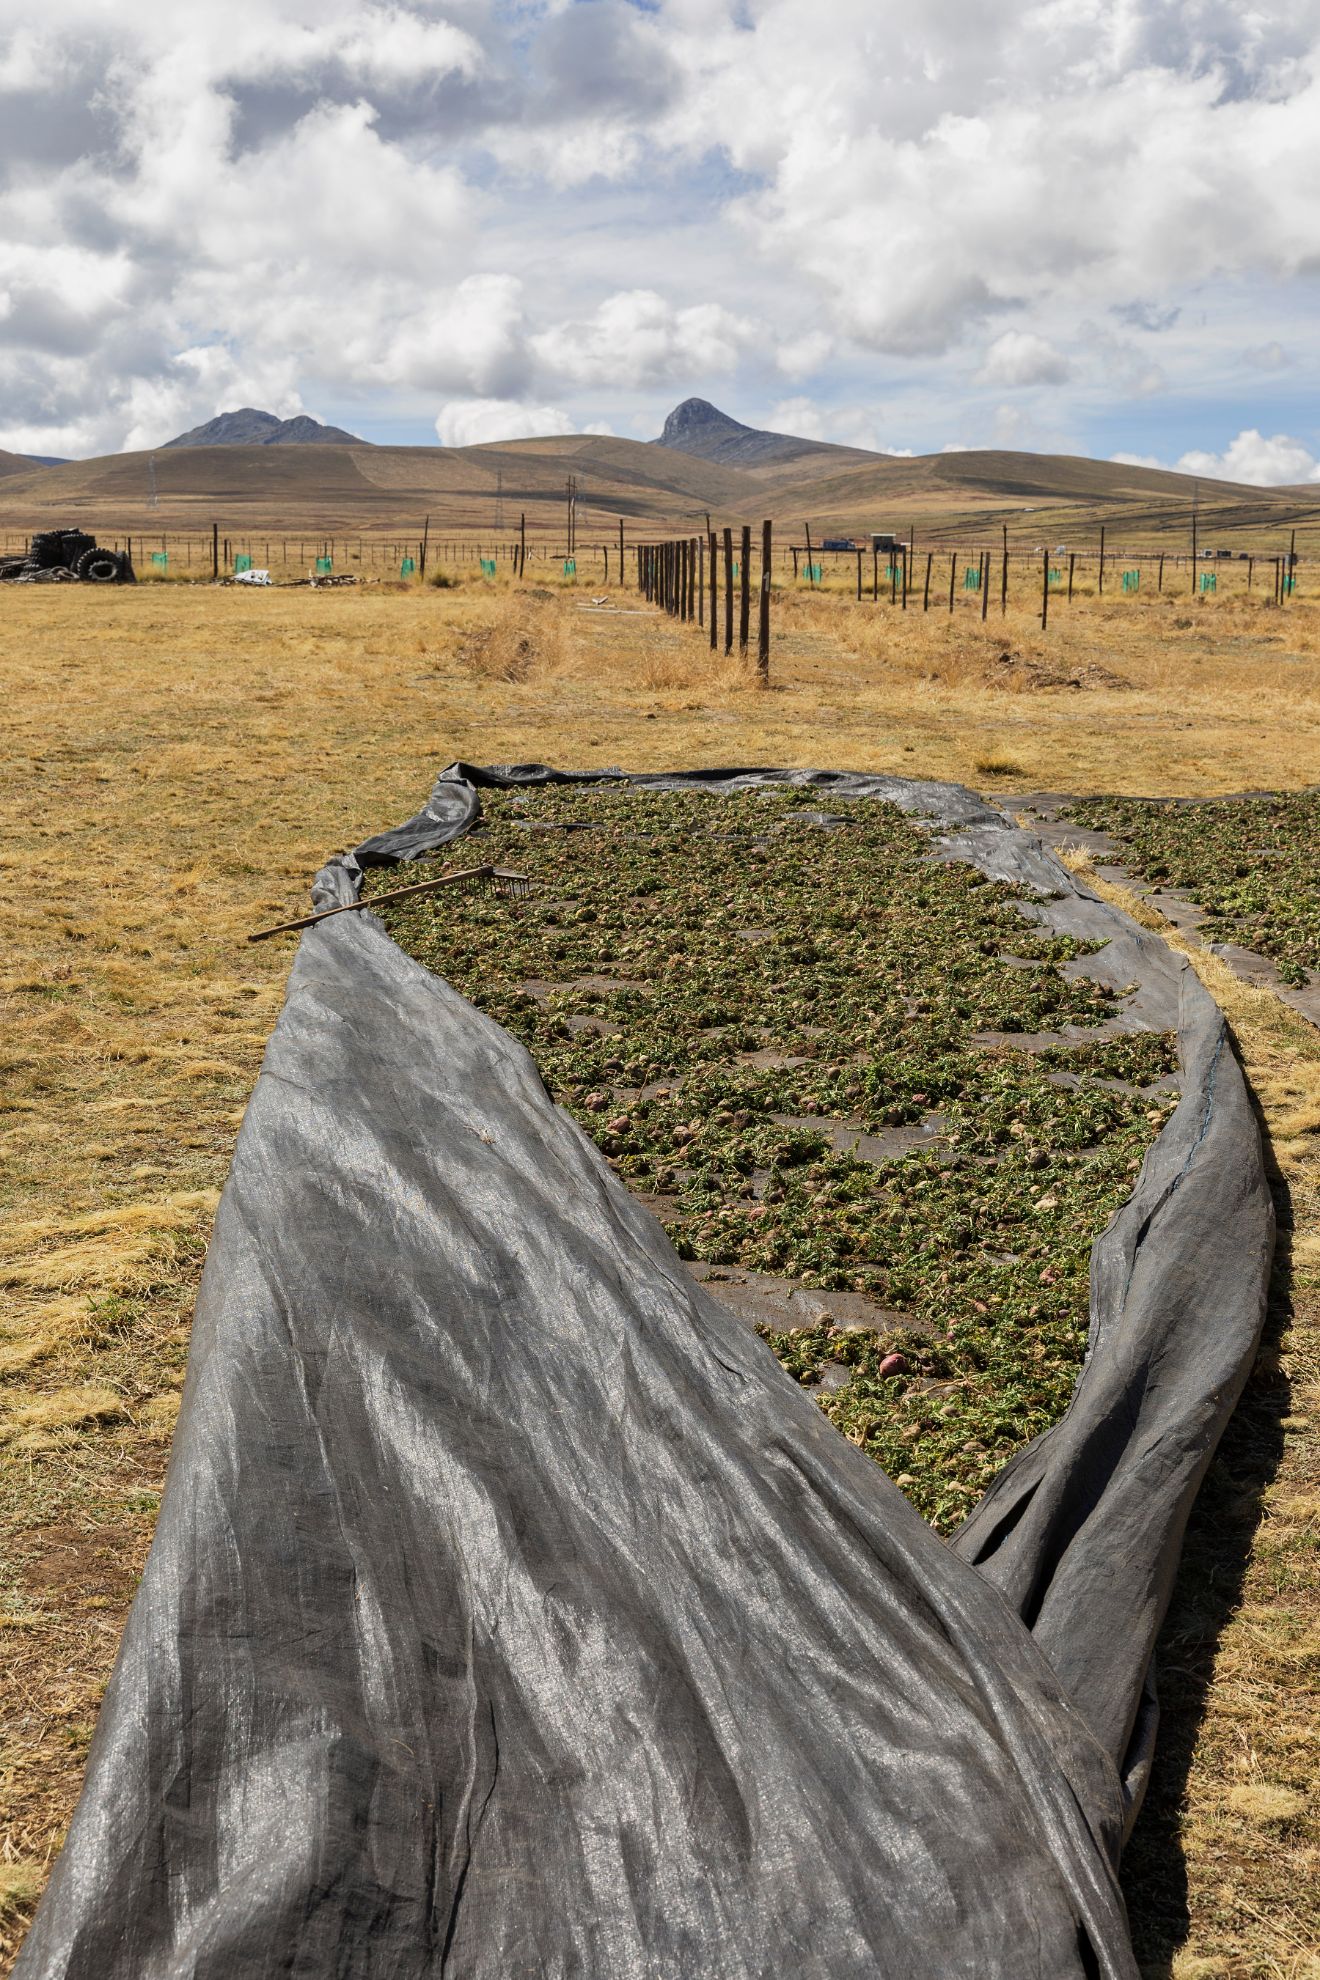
[739,525,751,651]
[948,553,956,612]
[981,549,990,621]
[1098,524,1106,596]
[923,551,932,611]
[1068,552,1076,602]
[723,527,734,654]
[856,549,862,602]
[758,520,772,684]
[211,522,219,580]
[709,531,718,650]
[803,522,816,587]
[1041,551,1050,631]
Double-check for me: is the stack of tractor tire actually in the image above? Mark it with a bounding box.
[0,528,134,583]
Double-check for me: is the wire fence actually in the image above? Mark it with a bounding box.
[0,521,1305,617]
[0,530,629,583]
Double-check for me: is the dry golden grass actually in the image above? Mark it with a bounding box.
[1062,857,1320,1977]
[1,573,1317,1970]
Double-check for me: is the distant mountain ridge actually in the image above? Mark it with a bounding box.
[0,399,1307,541]
[654,397,867,470]
[163,408,365,449]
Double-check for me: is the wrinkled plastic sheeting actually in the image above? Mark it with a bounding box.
[17,767,1273,1980]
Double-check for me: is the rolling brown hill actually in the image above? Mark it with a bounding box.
[0,404,1314,553]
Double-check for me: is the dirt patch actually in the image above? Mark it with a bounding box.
[986,649,1134,693]
[16,1522,141,1607]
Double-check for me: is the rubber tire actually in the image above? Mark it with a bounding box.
[75,548,126,583]
[29,532,69,569]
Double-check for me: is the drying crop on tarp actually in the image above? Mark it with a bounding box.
[370,784,1177,1530]
[15,761,1273,1980]
[1068,790,1320,988]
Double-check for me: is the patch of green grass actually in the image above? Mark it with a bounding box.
[1069,791,1320,987]
[371,786,1173,1530]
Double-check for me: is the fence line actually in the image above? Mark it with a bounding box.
[0,521,1305,616]
[637,523,773,681]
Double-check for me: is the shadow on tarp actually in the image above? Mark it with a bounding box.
[15,766,1274,1980]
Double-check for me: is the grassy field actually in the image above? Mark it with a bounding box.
[1,574,1318,1973]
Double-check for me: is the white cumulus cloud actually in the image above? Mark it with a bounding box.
[434,399,578,447]
[767,398,825,440]
[1113,430,1320,484]
[531,291,755,389]
[1177,429,1320,485]
[2,0,1320,457]
[975,332,1070,388]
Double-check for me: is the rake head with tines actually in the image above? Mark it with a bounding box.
[247,861,532,942]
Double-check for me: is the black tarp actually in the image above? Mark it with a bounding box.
[16,767,1274,1980]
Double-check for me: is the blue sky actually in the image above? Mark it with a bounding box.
[1,0,1318,481]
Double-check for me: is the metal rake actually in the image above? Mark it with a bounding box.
[247,862,532,943]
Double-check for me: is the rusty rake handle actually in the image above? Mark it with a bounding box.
[247,864,530,942]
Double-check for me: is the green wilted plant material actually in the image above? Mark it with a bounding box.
[1069,791,1320,988]
[369,787,1175,1531]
